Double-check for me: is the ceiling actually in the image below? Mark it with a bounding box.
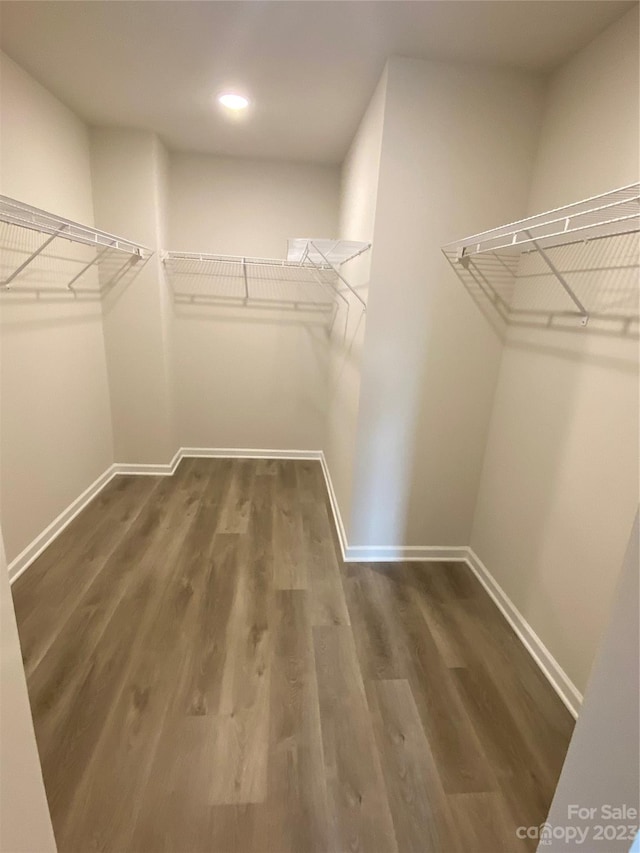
[0,1,634,164]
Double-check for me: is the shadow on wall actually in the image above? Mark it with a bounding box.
[0,222,150,305]
[443,232,640,340]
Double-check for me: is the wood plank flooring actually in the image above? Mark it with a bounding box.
[12,459,574,852]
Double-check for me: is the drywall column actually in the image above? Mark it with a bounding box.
[0,528,57,852]
[90,130,174,464]
[323,69,387,538]
[470,6,640,696]
[347,57,544,549]
[538,512,639,852]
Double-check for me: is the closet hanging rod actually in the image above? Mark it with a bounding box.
[0,194,151,258]
[444,183,640,259]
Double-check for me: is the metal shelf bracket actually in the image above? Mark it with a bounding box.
[307,241,367,311]
[1,224,69,289]
[523,230,589,325]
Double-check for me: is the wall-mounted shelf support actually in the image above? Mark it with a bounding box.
[524,230,589,325]
[242,257,249,300]
[307,241,367,310]
[65,242,115,290]
[286,238,370,311]
[308,260,349,309]
[1,224,69,288]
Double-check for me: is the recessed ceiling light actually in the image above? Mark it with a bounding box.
[218,93,250,111]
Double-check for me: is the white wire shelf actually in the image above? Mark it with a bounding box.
[163,240,370,311]
[286,239,370,266]
[443,184,640,325]
[163,251,330,269]
[0,194,151,290]
[443,184,640,259]
[162,251,334,310]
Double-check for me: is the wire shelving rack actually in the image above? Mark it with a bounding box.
[442,183,640,325]
[0,194,151,291]
[162,239,370,311]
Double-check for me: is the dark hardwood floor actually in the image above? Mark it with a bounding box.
[12,458,574,852]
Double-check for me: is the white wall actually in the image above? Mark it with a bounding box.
[90,128,175,464]
[0,528,56,852]
[347,56,544,547]
[167,153,339,450]
[527,6,640,210]
[169,154,339,258]
[323,70,388,536]
[0,51,114,562]
[540,512,638,852]
[470,6,640,694]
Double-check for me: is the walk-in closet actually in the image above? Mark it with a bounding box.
[1,2,638,852]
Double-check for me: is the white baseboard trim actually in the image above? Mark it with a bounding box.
[7,465,119,584]
[345,545,469,562]
[114,447,181,477]
[465,547,582,718]
[318,452,467,563]
[181,447,323,461]
[6,446,583,718]
[318,452,582,716]
[115,448,323,476]
[319,452,349,560]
